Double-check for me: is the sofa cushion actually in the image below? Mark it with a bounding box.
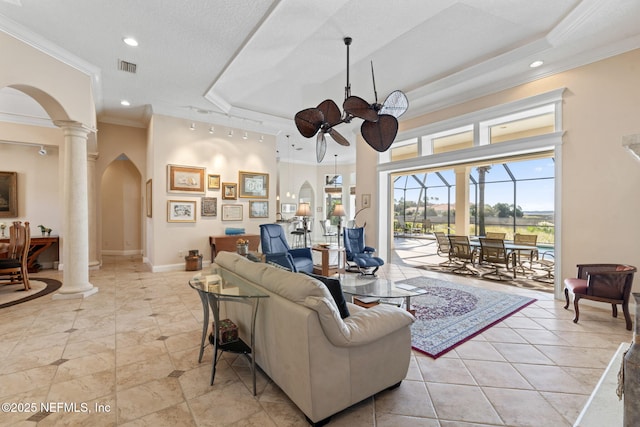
[303,272,350,319]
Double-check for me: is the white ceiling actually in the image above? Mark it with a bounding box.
[1,0,639,164]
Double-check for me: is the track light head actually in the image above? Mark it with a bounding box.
[38,146,47,156]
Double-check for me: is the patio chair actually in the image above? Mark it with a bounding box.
[485,232,506,240]
[447,235,478,275]
[531,251,554,283]
[434,231,454,266]
[478,237,516,280]
[564,263,637,330]
[514,233,539,272]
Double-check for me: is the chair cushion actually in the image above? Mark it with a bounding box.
[304,272,350,319]
[292,257,314,274]
[0,259,21,269]
[564,278,588,294]
[353,254,384,268]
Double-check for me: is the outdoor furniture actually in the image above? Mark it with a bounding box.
[447,235,478,275]
[564,263,637,330]
[514,233,539,271]
[434,231,454,266]
[478,237,516,280]
[531,251,554,283]
[343,227,384,276]
[0,221,31,290]
[485,232,506,240]
[259,223,313,273]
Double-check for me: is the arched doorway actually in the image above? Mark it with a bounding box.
[100,154,142,256]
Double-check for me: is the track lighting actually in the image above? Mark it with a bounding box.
[228,129,233,137]
[259,135,264,142]
[209,126,215,134]
[189,123,196,131]
[38,146,47,156]
[242,131,248,140]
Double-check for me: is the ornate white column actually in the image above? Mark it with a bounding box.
[52,121,98,299]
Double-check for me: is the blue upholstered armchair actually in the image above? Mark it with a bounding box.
[259,223,314,273]
[343,227,384,276]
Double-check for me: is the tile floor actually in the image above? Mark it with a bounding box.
[0,240,633,426]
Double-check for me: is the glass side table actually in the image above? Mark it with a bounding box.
[189,273,268,395]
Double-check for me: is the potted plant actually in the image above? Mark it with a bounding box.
[236,238,249,256]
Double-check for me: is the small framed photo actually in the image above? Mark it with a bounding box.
[167,164,205,194]
[201,197,217,217]
[281,203,296,215]
[362,193,371,208]
[145,179,152,218]
[222,204,243,221]
[249,200,269,218]
[207,174,220,190]
[239,171,269,199]
[222,182,237,200]
[0,171,18,218]
[167,200,196,223]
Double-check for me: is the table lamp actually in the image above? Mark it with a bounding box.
[295,202,312,247]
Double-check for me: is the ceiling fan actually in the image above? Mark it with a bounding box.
[294,37,408,162]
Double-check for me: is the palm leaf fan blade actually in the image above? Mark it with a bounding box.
[361,115,398,152]
[343,96,378,122]
[294,108,324,138]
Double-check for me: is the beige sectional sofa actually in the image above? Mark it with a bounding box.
[213,251,415,425]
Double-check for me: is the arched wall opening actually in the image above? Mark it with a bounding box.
[100,154,142,255]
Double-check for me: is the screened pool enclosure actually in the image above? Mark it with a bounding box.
[393,157,555,244]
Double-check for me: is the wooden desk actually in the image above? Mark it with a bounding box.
[0,235,59,272]
[209,234,261,262]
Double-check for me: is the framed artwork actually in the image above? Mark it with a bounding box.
[167,164,205,194]
[249,200,269,218]
[222,182,237,200]
[222,204,243,221]
[362,193,371,208]
[167,200,196,223]
[239,171,269,199]
[281,203,296,215]
[0,171,17,218]
[207,174,220,190]
[145,179,152,218]
[201,197,217,217]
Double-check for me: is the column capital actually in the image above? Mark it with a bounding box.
[53,120,96,134]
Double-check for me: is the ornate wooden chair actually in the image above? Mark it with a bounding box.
[448,235,478,275]
[478,237,516,280]
[564,264,637,330]
[0,221,31,290]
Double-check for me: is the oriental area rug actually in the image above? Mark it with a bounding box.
[0,279,61,309]
[397,277,536,359]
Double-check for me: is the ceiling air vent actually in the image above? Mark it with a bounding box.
[118,60,137,74]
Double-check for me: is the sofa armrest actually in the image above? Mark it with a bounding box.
[341,304,414,346]
[265,252,294,271]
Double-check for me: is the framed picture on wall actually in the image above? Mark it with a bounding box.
[239,171,268,198]
[145,179,152,218]
[222,182,237,200]
[222,204,243,221]
[167,200,196,222]
[167,164,205,194]
[0,171,18,218]
[201,197,217,217]
[207,174,220,190]
[249,200,268,218]
[281,203,296,215]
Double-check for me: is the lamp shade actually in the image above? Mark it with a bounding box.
[331,203,346,217]
[296,202,311,217]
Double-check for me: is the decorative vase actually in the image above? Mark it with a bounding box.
[236,244,249,256]
[623,293,640,426]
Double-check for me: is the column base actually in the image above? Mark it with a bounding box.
[52,287,99,300]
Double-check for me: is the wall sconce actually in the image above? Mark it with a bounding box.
[189,122,196,131]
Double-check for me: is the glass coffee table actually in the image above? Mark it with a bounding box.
[340,277,427,313]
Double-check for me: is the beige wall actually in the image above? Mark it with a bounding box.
[148,114,277,269]
[361,48,640,294]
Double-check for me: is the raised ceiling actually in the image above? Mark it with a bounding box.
[1,0,639,163]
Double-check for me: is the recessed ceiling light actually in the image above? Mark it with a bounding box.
[123,37,138,47]
[529,60,544,68]
[120,100,130,106]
